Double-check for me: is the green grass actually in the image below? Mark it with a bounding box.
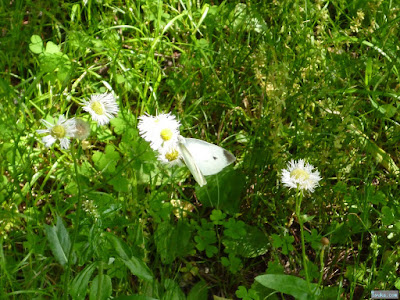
[1,0,400,299]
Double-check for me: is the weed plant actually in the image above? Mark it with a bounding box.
[1,0,399,299]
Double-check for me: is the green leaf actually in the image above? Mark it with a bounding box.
[236,285,259,300]
[89,274,112,300]
[255,274,320,300]
[381,104,397,118]
[224,219,246,239]
[163,279,185,300]
[266,261,284,275]
[210,209,226,225]
[381,206,394,225]
[155,221,194,264]
[44,216,71,266]
[110,114,136,135]
[187,281,208,300]
[70,263,97,300]
[92,144,120,173]
[221,253,243,274]
[107,235,153,282]
[124,256,154,282]
[271,234,294,255]
[29,35,43,54]
[45,41,61,54]
[227,225,269,258]
[109,175,129,192]
[304,229,323,251]
[194,228,217,258]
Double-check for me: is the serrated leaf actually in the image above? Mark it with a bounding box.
[89,274,112,300]
[29,35,44,54]
[92,145,120,173]
[70,263,97,300]
[255,274,320,300]
[44,216,71,266]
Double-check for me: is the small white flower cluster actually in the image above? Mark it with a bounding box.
[281,159,322,193]
[36,93,119,149]
[138,112,183,166]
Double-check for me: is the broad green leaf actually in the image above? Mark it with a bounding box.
[381,104,397,118]
[29,35,43,54]
[187,281,208,300]
[70,263,97,300]
[44,215,71,266]
[45,41,60,53]
[255,274,320,300]
[381,206,395,226]
[225,225,269,258]
[155,221,194,264]
[109,175,129,192]
[107,235,153,282]
[163,279,185,300]
[89,274,112,300]
[123,256,153,283]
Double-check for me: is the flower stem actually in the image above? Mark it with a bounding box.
[295,188,311,288]
[63,142,84,299]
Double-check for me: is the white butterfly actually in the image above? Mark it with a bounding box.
[177,135,236,186]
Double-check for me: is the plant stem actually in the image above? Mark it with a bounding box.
[295,189,311,289]
[63,142,84,299]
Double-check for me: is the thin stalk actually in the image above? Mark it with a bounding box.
[318,246,326,288]
[295,188,311,289]
[63,142,83,299]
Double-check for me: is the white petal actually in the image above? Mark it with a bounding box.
[42,135,57,148]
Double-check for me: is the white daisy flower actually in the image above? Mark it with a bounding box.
[138,112,181,151]
[36,115,76,149]
[281,159,322,193]
[157,144,183,166]
[82,93,119,125]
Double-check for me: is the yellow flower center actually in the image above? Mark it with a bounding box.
[165,149,179,161]
[91,101,104,115]
[51,125,66,139]
[160,128,173,141]
[290,169,310,181]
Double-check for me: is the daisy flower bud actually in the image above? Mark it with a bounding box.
[138,112,181,151]
[82,93,119,126]
[281,159,322,193]
[36,115,76,149]
[72,119,91,140]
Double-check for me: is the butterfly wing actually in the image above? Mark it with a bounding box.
[178,137,207,186]
[184,138,236,176]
